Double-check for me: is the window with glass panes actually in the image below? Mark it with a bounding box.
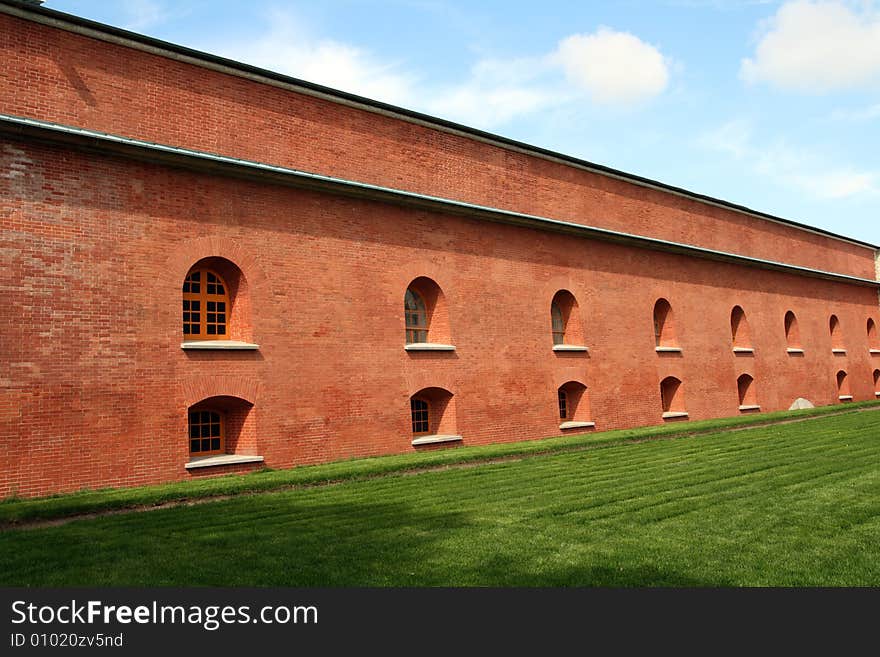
[551,303,565,345]
[410,398,429,434]
[188,410,225,456]
[558,389,567,419]
[183,269,229,339]
[405,288,428,343]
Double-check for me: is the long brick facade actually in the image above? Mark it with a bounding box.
[2,1,879,497]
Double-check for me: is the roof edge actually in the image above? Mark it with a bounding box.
[0,0,876,252]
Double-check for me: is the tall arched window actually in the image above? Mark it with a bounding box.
[551,303,565,345]
[737,374,758,410]
[405,288,428,344]
[731,306,753,351]
[660,376,687,418]
[183,268,229,339]
[653,299,678,349]
[830,315,845,352]
[784,311,802,352]
[868,319,879,352]
[188,409,225,456]
[836,370,851,401]
[549,290,585,349]
[403,278,451,348]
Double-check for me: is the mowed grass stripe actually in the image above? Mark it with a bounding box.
[0,411,878,586]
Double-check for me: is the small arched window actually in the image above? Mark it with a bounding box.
[409,387,457,444]
[660,376,686,418]
[737,374,758,410]
[183,268,229,339]
[410,397,430,435]
[836,370,851,401]
[653,299,678,349]
[784,311,802,351]
[188,409,225,456]
[731,306,752,351]
[557,381,591,427]
[868,319,879,351]
[405,289,428,344]
[830,315,844,351]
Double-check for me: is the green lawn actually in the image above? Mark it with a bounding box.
[2,409,879,586]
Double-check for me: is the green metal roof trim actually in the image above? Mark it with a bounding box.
[2,113,877,289]
[0,0,876,252]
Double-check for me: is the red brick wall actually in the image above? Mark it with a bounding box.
[0,12,875,280]
[2,138,879,497]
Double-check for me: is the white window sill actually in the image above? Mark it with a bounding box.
[832,349,847,355]
[411,434,462,446]
[552,345,589,353]
[662,411,689,419]
[182,340,260,350]
[870,349,880,355]
[839,395,853,401]
[738,405,761,411]
[559,421,595,430]
[655,346,682,353]
[733,347,754,354]
[185,454,264,470]
[875,392,880,398]
[786,348,804,354]
[404,343,456,352]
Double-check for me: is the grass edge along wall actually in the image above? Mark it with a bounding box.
[1,1,879,498]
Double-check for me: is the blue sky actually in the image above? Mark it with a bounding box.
[48,0,880,246]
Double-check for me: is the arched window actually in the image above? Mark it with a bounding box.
[830,315,844,352]
[731,306,753,351]
[557,381,592,428]
[183,268,229,339]
[873,369,880,396]
[737,374,758,410]
[836,370,851,401]
[660,376,686,418]
[653,298,678,349]
[784,311,802,351]
[188,409,225,456]
[410,397,430,435]
[404,278,451,347]
[405,289,428,344]
[550,290,585,349]
[409,387,458,446]
[868,319,879,352]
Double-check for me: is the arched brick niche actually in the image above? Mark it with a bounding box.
[660,376,687,420]
[405,277,452,345]
[409,386,458,449]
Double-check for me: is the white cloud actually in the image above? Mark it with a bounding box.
[830,103,880,120]
[702,120,880,199]
[206,12,670,129]
[555,28,670,105]
[120,0,171,32]
[211,10,416,107]
[741,1,880,92]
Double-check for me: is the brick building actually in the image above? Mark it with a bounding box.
[2,0,879,498]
